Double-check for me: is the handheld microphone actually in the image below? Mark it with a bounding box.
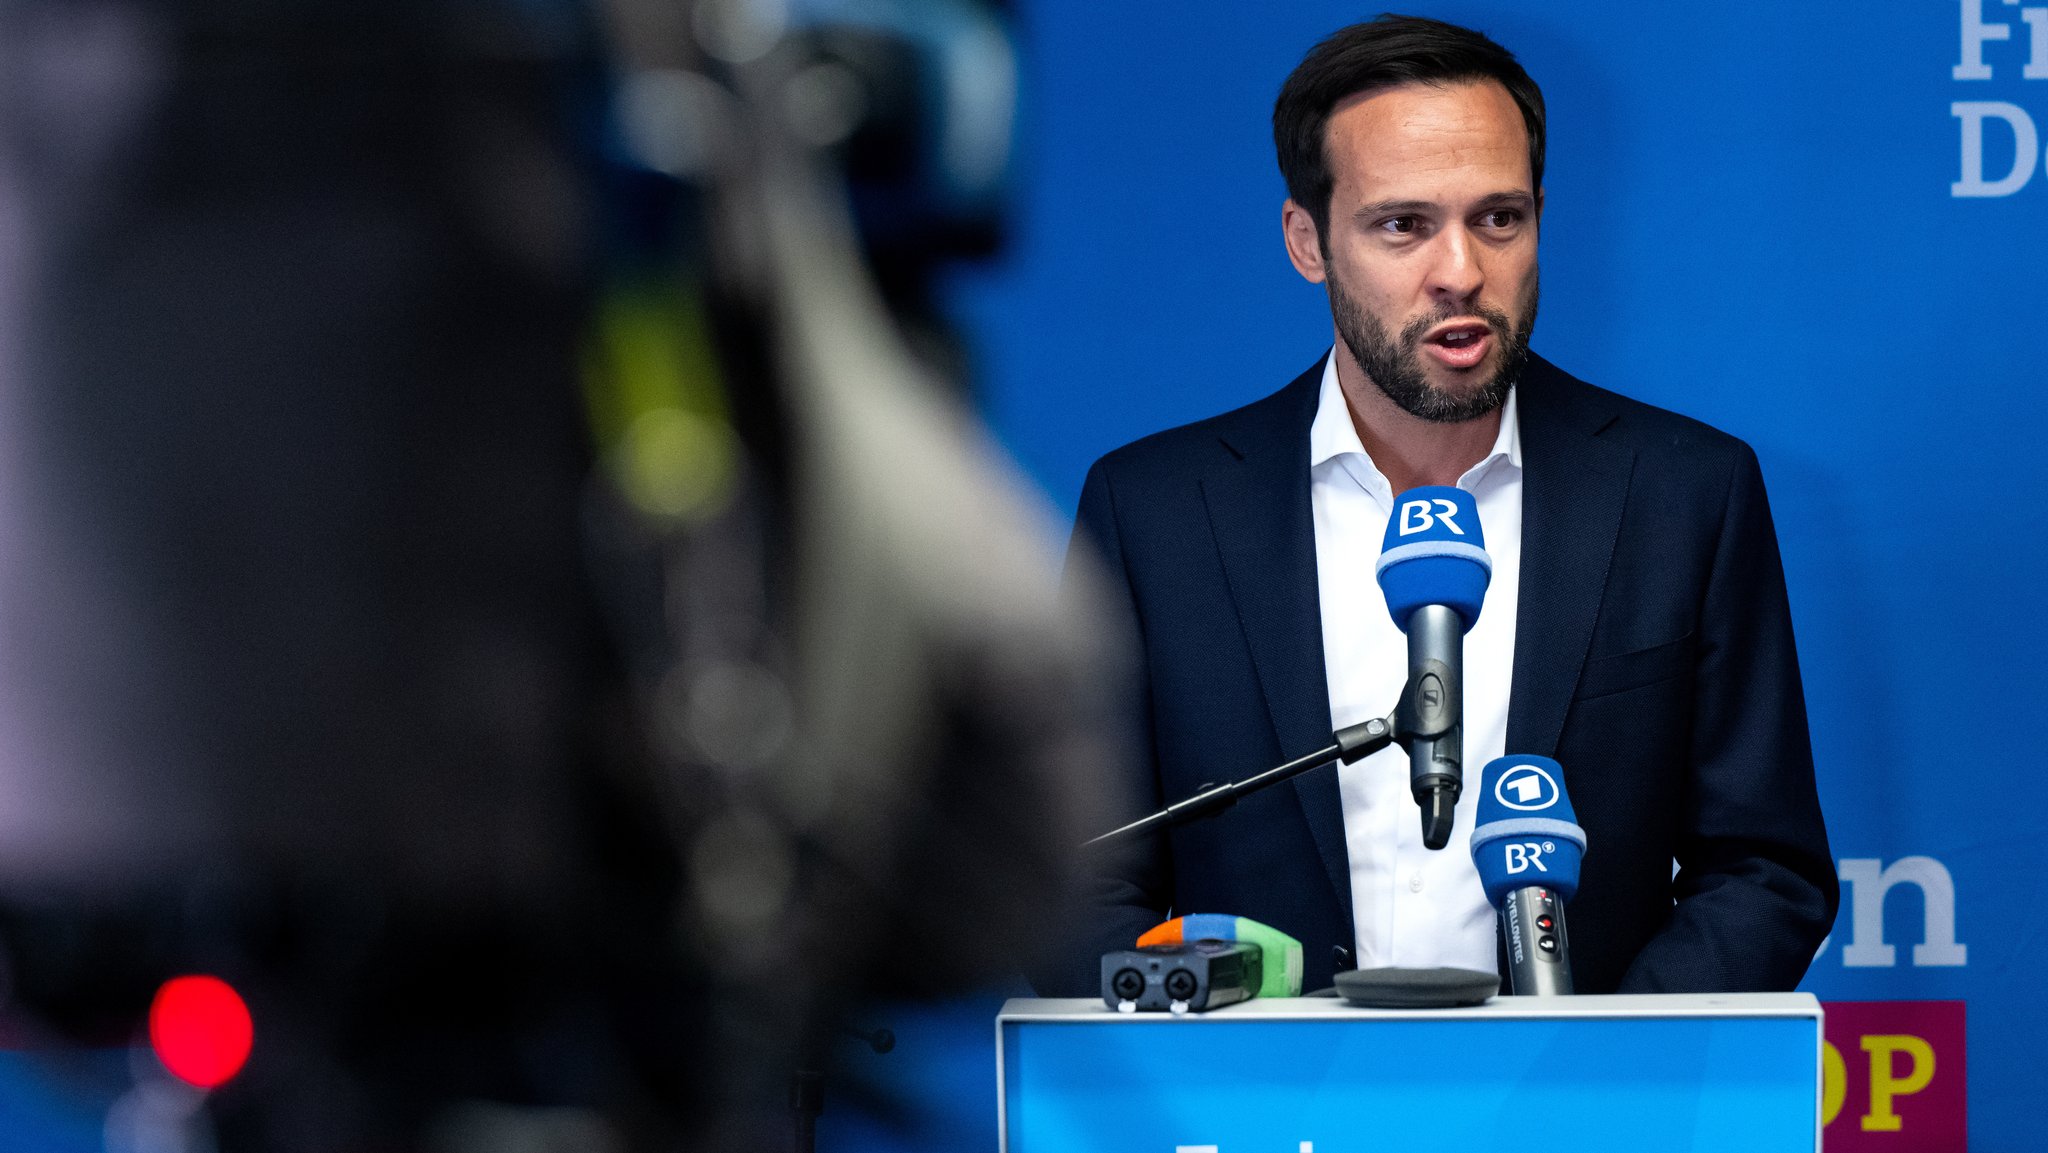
[1470,755,1586,995]
[1377,486,1490,850]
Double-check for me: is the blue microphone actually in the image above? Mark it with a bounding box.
[1377,486,1490,850]
[1470,755,1587,995]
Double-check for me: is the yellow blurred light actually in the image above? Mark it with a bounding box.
[614,406,737,523]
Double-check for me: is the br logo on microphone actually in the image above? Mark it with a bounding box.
[1504,842,1555,874]
[1492,762,1560,811]
[1378,486,1489,633]
[1397,497,1467,537]
[1473,755,1583,908]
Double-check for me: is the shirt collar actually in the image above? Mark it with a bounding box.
[1307,347,1522,494]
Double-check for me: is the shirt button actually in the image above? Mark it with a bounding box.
[1409,873,1424,893]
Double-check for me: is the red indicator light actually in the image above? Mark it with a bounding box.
[148,975,253,1089]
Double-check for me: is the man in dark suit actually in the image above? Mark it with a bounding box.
[1042,16,1836,997]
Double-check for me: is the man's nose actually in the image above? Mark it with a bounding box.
[1426,227,1484,305]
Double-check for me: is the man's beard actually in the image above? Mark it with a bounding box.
[1327,270,1538,424]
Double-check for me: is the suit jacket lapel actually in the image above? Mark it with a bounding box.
[1200,361,1353,916]
[1507,357,1637,758]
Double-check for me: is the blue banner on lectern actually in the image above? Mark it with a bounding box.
[954,2,2048,1148]
[1001,1004,1819,1152]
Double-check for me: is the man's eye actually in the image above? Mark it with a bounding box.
[1480,210,1522,228]
[1380,216,1419,235]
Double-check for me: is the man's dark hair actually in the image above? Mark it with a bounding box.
[1274,14,1546,243]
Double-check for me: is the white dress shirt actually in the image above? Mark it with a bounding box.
[1308,351,1523,971]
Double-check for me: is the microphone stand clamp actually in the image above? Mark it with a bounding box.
[1391,656,1461,850]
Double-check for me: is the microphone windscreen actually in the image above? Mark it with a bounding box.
[1469,755,1586,908]
[1376,486,1490,631]
[1136,914,1304,997]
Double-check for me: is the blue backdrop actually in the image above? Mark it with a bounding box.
[928,2,2044,1149]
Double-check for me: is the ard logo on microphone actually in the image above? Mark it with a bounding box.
[1493,763,1560,811]
[1397,498,1467,536]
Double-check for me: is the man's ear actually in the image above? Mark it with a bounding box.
[1281,199,1328,284]
[1535,185,1545,224]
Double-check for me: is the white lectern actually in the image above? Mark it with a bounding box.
[997,993,1821,1152]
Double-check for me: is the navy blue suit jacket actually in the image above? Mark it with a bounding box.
[1045,353,1836,996]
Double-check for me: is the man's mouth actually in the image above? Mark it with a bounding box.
[1423,322,1493,370]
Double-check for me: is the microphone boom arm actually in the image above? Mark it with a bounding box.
[1081,717,1393,849]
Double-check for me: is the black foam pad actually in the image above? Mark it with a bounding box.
[1333,966,1498,1008]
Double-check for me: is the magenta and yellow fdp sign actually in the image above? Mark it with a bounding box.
[1821,1001,1965,1152]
